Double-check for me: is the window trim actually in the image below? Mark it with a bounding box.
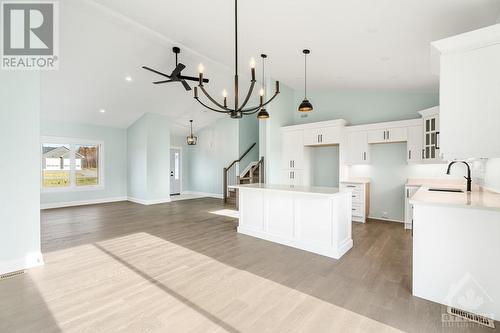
[41,136,105,193]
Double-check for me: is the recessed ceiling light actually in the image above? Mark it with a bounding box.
[99,109,106,113]
[125,76,133,82]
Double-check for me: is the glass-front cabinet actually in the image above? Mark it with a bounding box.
[419,106,443,163]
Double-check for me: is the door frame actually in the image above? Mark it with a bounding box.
[170,146,183,195]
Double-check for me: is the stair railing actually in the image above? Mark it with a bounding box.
[223,142,257,203]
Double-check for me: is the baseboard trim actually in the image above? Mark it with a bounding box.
[182,191,224,199]
[127,197,171,205]
[41,197,128,209]
[368,216,404,224]
[0,252,44,275]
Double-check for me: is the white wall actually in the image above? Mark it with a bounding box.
[40,120,128,208]
[485,158,500,192]
[0,71,43,274]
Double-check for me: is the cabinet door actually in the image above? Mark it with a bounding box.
[282,130,304,169]
[386,127,408,143]
[407,125,423,163]
[303,128,322,146]
[422,115,442,162]
[320,126,342,145]
[404,186,419,228]
[282,170,303,186]
[347,131,370,164]
[367,129,387,144]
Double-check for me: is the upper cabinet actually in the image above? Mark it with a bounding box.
[407,125,423,164]
[418,107,444,163]
[346,131,370,165]
[432,24,500,159]
[303,126,342,146]
[282,129,308,170]
[367,127,408,144]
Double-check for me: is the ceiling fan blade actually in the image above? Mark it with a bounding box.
[179,75,209,83]
[153,80,173,84]
[181,80,192,91]
[142,66,171,78]
[170,63,186,78]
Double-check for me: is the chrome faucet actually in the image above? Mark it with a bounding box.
[446,161,472,192]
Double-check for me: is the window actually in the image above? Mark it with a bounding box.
[41,138,103,191]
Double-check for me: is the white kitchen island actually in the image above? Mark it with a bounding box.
[230,184,353,259]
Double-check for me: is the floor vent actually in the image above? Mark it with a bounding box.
[447,306,495,329]
[0,270,25,280]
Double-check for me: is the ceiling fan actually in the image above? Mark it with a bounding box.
[142,47,209,91]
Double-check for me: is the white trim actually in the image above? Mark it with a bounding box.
[41,196,127,209]
[40,136,105,193]
[0,252,44,275]
[127,197,171,205]
[368,216,405,224]
[182,191,224,199]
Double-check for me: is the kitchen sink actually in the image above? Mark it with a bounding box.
[428,188,464,193]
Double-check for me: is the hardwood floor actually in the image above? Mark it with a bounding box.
[0,198,496,332]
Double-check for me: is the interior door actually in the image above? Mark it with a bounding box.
[170,148,181,195]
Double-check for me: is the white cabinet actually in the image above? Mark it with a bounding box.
[367,127,407,144]
[433,25,500,159]
[419,107,443,163]
[340,181,370,223]
[346,131,370,165]
[407,125,423,163]
[282,130,308,170]
[282,170,304,186]
[303,126,342,146]
[404,185,420,229]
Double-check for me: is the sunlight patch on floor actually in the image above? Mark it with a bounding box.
[27,232,402,332]
[209,209,239,219]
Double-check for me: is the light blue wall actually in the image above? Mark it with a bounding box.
[238,115,259,172]
[40,121,128,205]
[293,89,439,126]
[310,146,340,187]
[0,71,42,272]
[186,117,238,195]
[127,113,170,201]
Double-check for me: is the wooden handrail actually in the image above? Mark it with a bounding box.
[226,142,256,170]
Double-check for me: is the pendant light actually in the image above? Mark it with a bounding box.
[298,49,313,112]
[187,120,197,145]
[257,54,270,119]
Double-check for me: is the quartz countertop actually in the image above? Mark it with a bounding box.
[405,178,466,188]
[410,186,500,212]
[229,184,347,197]
[340,178,371,184]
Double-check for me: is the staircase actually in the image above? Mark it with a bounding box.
[223,143,264,207]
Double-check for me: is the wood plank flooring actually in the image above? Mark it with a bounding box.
[0,198,497,332]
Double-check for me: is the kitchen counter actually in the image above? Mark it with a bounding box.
[410,186,500,212]
[340,178,371,184]
[405,178,466,188]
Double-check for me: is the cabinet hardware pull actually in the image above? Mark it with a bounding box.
[347,185,356,188]
[422,149,424,159]
[387,130,390,140]
[384,131,386,140]
[320,134,323,142]
[409,150,411,160]
[435,131,440,150]
[363,152,366,161]
[317,134,320,143]
[407,189,409,198]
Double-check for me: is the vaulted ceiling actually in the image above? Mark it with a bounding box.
[41,0,500,132]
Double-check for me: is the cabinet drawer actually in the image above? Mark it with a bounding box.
[350,190,364,204]
[351,204,365,217]
[341,183,364,191]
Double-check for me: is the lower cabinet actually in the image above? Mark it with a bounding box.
[340,181,370,223]
[404,185,420,230]
[282,169,308,186]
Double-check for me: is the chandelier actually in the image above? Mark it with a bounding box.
[193,0,280,119]
[186,120,197,145]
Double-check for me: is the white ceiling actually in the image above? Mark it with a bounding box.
[41,0,500,132]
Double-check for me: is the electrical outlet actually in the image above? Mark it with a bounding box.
[382,211,388,218]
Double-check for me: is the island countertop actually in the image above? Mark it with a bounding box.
[229,184,347,197]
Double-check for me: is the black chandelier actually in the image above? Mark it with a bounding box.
[186,120,197,145]
[193,0,280,119]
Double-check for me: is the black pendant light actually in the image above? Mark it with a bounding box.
[187,120,197,145]
[257,54,270,119]
[298,49,313,112]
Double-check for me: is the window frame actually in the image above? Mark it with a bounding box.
[41,136,105,193]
